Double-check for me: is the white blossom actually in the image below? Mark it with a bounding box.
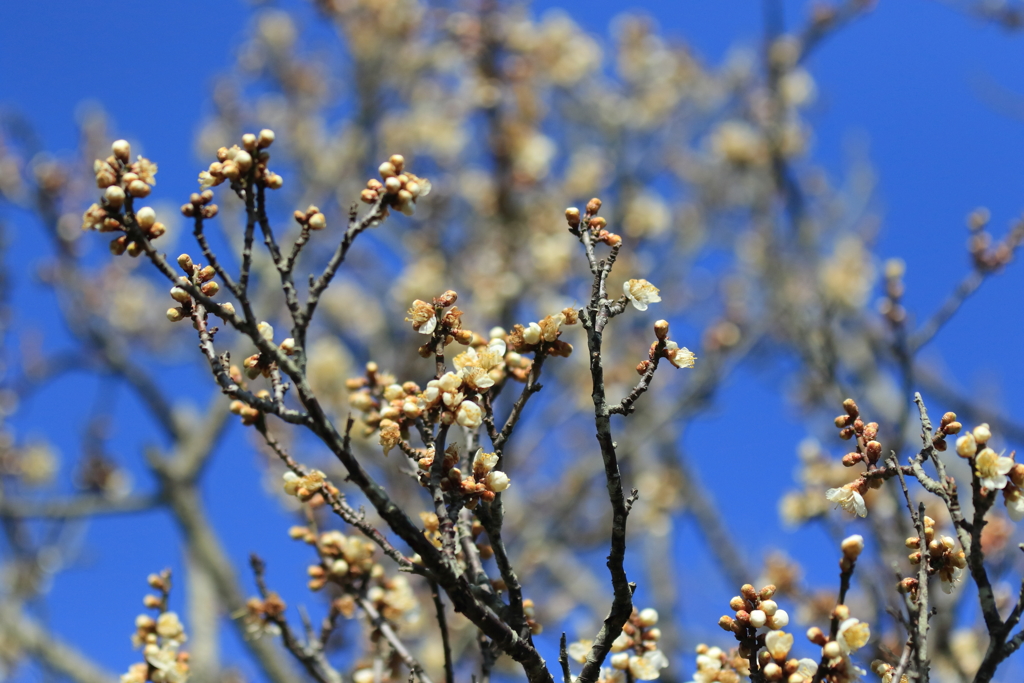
[975,448,1014,490]
[826,483,867,517]
[623,279,661,311]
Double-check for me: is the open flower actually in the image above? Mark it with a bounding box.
[825,482,867,517]
[664,341,696,369]
[623,279,661,311]
[836,618,870,653]
[975,448,1014,490]
[765,631,793,660]
[629,650,668,680]
[405,299,437,335]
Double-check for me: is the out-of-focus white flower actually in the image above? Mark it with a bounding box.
[629,650,668,680]
[1005,487,1024,521]
[836,618,870,653]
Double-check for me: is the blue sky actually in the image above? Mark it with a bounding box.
[3,0,1024,680]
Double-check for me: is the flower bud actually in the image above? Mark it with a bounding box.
[258,129,275,148]
[841,452,863,467]
[586,197,602,215]
[654,319,669,340]
[235,151,253,173]
[638,608,659,627]
[565,207,581,228]
[112,139,131,163]
[842,397,859,416]
[956,434,977,458]
[105,185,125,208]
[308,213,326,231]
[166,307,185,322]
[128,180,150,197]
[974,423,992,444]
[170,287,191,304]
[841,534,864,560]
[136,206,156,229]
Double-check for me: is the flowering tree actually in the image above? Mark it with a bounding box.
[2,2,1024,683]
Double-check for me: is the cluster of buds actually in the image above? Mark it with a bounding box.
[966,206,1024,272]
[925,410,962,453]
[407,290,467,345]
[754,630,819,683]
[240,592,285,640]
[639,320,696,373]
[292,527,378,591]
[905,515,966,593]
[568,608,669,681]
[415,446,511,508]
[565,197,621,247]
[826,399,888,518]
[345,362,417,447]
[180,189,220,220]
[360,154,431,216]
[833,398,882,467]
[288,526,421,626]
[122,570,191,683]
[806,606,871,681]
[165,253,231,323]
[293,204,327,231]
[241,321,295,380]
[226,364,266,426]
[198,130,281,190]
[282,469,339,504]
[673,645,751,683]
[718,584,790,647]
[956,422,1024,520]
[507,309,576,358]
[82,140,164,256]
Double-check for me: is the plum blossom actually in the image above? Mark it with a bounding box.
[975,448,1014,490]
[623,279,661,311]
[836,618,870,653]
[664,341,696,369]
[826,482,867,517]
[405,299,437,335]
